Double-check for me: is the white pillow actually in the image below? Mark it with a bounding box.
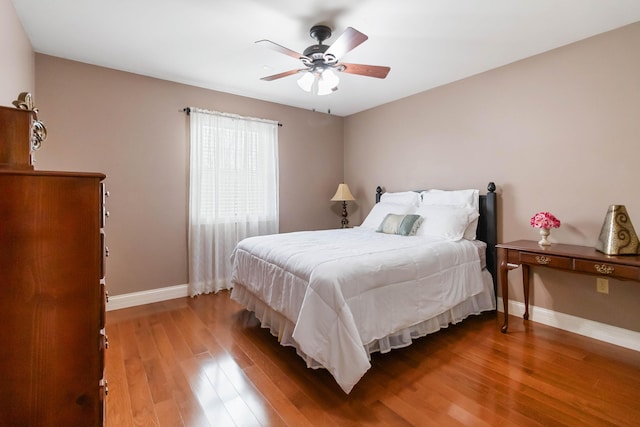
[360,202,417,230]
[463,217,480,240]
[415,205,480,241]
[420,189,480,239]
[420,189,478,209]
[379,191,420,207]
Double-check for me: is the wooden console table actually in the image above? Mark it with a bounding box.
[497,239,640,333]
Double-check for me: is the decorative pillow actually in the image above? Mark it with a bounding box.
[377,214,424,236]
[379,191,421,207]
[420,189,480,239]
[360,202,416,230]
[415,205,480,241]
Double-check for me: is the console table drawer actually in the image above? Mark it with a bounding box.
[519,252,572,269]
[574,259,640,281]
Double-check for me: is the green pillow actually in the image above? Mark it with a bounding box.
[377,214,423,236]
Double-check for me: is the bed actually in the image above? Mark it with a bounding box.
[230,182,498,393]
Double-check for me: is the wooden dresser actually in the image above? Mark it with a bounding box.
[0,106,107,426]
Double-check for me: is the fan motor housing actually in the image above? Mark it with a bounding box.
[303,44,329,60]
[304,25,333,61]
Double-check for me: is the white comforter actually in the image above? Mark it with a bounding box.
[230,228,486,393]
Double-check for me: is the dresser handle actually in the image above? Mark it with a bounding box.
[536,255,551,265]
[100,328,109,349]
[594,264,614,275]
[100,379,109,396]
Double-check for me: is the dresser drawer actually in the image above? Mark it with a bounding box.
[574,259,640,281]
[519,251,572,269]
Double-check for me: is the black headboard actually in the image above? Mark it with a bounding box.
[375,182,498,296]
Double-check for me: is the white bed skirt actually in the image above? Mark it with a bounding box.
[231,269,496,382]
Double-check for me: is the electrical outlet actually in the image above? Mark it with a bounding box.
[596,278,609,294]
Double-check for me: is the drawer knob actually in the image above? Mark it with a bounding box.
[594,264,614,275]
[536,255,551,265]
[100,328,109,349]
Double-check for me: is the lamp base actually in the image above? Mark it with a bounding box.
[340,201,349,228]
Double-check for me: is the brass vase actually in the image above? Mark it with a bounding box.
[595,205,640,255]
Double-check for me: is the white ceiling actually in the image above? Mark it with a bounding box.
[12,0,640,117]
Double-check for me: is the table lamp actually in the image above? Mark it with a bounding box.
[331,183,355,228]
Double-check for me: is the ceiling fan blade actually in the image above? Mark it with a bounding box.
[260,69,305,81]
[255,39,309,61]
[325,27,368,60]
[338,63,390,79]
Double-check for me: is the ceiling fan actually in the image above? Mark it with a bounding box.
[257,25,391,96]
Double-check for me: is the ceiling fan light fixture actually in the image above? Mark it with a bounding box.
[297,72,315,92]
[297,68,339,96]
[316,69,339,96]
[321,68,339,87]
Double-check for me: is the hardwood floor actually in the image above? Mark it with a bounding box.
[106,291,640,426]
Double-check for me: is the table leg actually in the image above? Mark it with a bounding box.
[498,247,509,333]
[522,264,530,320]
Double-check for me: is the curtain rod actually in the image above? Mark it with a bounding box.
[182,107,282,127]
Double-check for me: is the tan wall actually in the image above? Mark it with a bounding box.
[345,22,640,332]
[0,0,35,101]
[34,55,344,296]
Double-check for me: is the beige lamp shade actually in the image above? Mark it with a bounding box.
[595,205,640,255]
[331,183,355,202]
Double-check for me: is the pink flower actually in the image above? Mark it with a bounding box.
[530,211,561,229]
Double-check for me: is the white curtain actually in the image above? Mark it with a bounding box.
[188,108,279,296]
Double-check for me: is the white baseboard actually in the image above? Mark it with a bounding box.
[106,287,639,352]
[497,297,640,352]
[107,284,189,311]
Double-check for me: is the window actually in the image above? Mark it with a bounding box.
[197,124,274,221]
